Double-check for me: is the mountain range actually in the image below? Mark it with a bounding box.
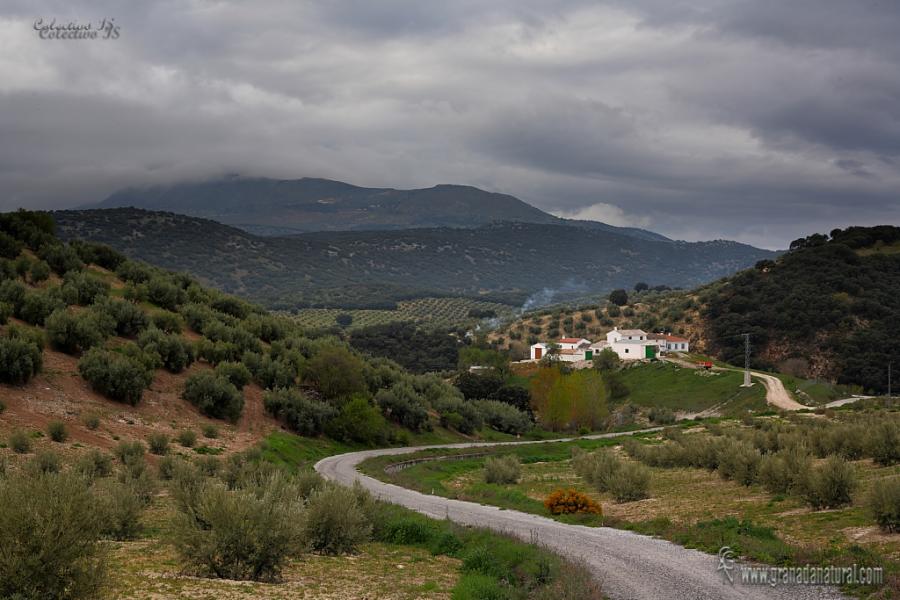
[53,207,776,310]
[87,176,670,241]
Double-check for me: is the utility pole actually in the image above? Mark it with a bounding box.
[740,333,752,387]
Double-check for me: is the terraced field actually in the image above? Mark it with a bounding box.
[286,297,516,330]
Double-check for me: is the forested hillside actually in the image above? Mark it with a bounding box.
[704,226,900,392]
[0,209,536,449]
[53,208,775,310]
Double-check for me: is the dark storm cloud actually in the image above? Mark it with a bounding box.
[1,0,898,249]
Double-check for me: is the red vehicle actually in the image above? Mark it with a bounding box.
[698,361,713,370]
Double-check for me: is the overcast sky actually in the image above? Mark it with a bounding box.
[2,1,899,249]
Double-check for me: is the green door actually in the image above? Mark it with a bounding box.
[584,350,593,361]
[645,345,656,359]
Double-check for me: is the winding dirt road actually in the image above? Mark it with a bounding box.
[315,431,845,600]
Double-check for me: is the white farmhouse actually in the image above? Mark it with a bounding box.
[662,334,690,353]
[529,343,549,361]
[529,330,662,364]
[605,328,658,360]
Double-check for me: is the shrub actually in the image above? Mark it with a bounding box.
[758,448,811,495]
[183,372,244,421]
[252,355,298,389]
[38,243,83,275]
[867,421,900,466]
[484,455,521,485]
[215,361,252,389]
[304,346,368,401]
[0,335,43,384]
[472,399,531,435]
[137,328,194,373]
[264,388,337,436]
[196,456,221,477]
[177,429,197,448]
[324,396,389,446]
[202,424,219,439]
[573,449,622,493]
[302,484,372,555]
[61,271,109,305]
[46,308,113,354]
[78,347,154,405]
[0,230,22,259]
[803,455,856,510]
[648,406,676,425]
[17,289,64,325]
[75,449,113,480]
[606,461,651,502]
[717,439,762,486]
[82,413,101,430]
[375,383,431,432]
[151,310,182,333]
[802,455,856,509]
[113,440,146,465]
[868,477,900,533]
[434,395,483,434]
[99,298,149,337]
[147,433,169,455]
[8,429,32,454]
[93,478,143,540]
[28,450,61,475]
[171,474,305,581]
[157,455,179,480]
[145,277,186,311]
[0,472,106,600]
[544,489,602,515]
[47,420,68,443]
[29,260,50,283]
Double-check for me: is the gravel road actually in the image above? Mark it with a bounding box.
[315,431,846,600]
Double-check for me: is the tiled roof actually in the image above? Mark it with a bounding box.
[664,335,689,342]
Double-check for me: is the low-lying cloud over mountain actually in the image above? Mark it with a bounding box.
[3,0,900,248]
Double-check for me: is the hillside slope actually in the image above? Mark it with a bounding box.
[88,176,669,241]
[0,209,515,466]
[53,208,775,309]
[492,226,900,393]
[703,226,900,392]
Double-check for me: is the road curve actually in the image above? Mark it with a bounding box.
[315,431,845,600]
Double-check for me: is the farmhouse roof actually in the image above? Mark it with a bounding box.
[616,329,647,336]
[664,335,689,342]
[559,337,587,343]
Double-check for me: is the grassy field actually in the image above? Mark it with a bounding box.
[360,422,900,597]
[616,362,767,414]
[775,373,861,405]
[107,499,460,600]
[286,297,515,330]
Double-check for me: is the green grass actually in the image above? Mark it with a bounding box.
[259,432,359,470]
[232,427,604,598]
[617,362,766,414]
[774,373,860,405]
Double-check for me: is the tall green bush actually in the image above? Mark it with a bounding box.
[78,347,154,405]
[182,371,244,421]
[0,472,106,600]
[170,473,305,581]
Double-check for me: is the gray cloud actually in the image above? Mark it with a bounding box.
[1,0,899,249]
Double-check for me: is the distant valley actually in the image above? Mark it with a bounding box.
[53,208,776,310]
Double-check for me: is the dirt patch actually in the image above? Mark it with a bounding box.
[0,350,279,458]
